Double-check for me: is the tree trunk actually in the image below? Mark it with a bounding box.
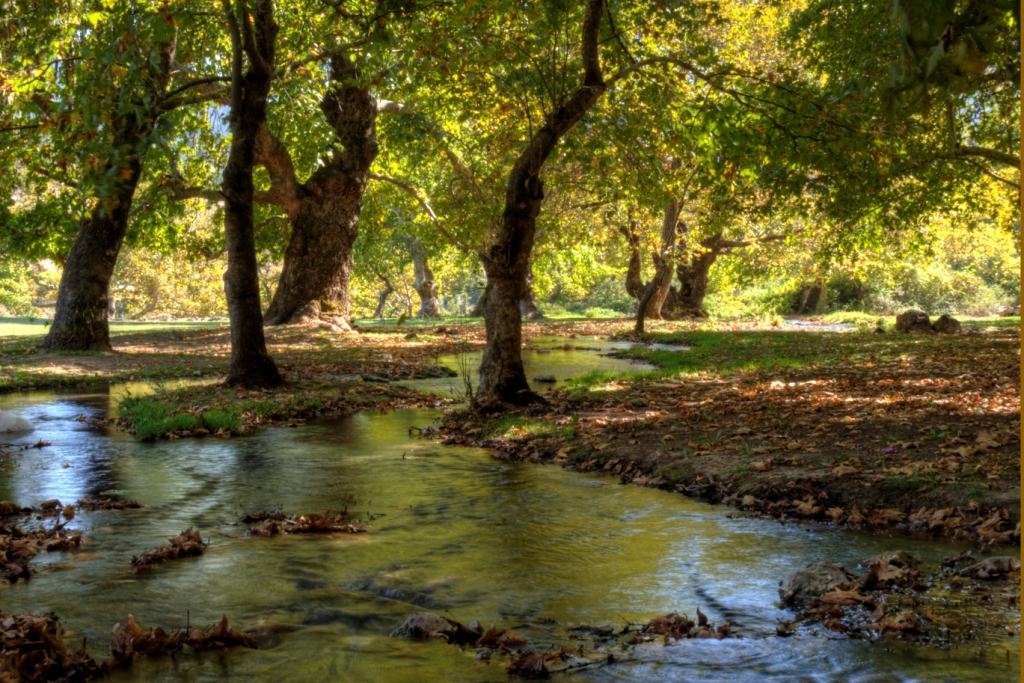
[547,282,563,304]
[41,37,177,351]
[619,220,645,300]
[519,266,542,319]
[799,283,827,314]
[220,0,282,389]
[635,261,672,335]
[406,236,441,317]
[477,0,606,406]
[261,54,378,331]
[41,162,143,351]
[373,276,394,319]
[643,201,681,320]
[671,231,722,316]
[470,281,490,317]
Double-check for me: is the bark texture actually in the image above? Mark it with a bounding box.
[260,55,378,330]
[41,38,176,351]
[220,0,282,388]
[477,0,607,406]
[406,236,441,317]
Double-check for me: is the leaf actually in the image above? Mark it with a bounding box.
[832,464,858,478]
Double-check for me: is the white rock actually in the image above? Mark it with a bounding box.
[0,411,34,433]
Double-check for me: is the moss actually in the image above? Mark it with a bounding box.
[655,459,697,485]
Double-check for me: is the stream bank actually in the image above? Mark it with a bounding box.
[0,323,1019,682]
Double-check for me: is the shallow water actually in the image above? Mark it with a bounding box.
[400,335,662,398]
[0,371,1018,682]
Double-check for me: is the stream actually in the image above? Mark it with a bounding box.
[0,342,1018,682]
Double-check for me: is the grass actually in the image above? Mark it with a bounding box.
[116,379,420,440]
[486,414,578,440]
[0,316,228,339]
[564,322,1018,394]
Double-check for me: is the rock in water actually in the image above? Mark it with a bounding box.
[0,411,34,433]
[778,561,857,607]
[863,550,918,569]
[390,612,458,639]
[958,556,1020,580]
[931,314,961,334]
[894,310,931,333]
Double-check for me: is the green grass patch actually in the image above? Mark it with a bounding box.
[0,316,228,340]
[485,414,577,440]
[116,379,414,440]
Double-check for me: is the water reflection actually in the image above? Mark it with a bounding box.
[0,387,1018,683]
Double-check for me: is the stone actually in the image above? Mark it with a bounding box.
[864,550,918,569]
[532,375,557,383]
[894,310,931,333]
[957,556,1020,580]
[390,612,457,639]
[778,561,857,607]
[0,411,34,433]
[995,305,1019,317]
[931,314,961,334]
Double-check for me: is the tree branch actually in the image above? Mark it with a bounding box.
[951,144,1020,169]
[253,122,302,213]
[163,75,231,102]
[368,171,477,255]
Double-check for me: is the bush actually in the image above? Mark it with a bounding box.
[862,264,1011,316]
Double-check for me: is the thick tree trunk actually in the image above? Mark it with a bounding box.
[41,162,143,351]
[373,276,394,319]
[477,0,606,406]
[262,55,377,330]
[406,236,441,317]
[519,267,542,319]
[643,201,681,320]
[221,0,282,389]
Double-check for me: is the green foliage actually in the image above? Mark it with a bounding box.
[0,259,34,315]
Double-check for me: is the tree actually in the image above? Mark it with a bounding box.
[404,235,440,317]
[254,53,380,330]
[220,0,282,388]
[1,2,228,350]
